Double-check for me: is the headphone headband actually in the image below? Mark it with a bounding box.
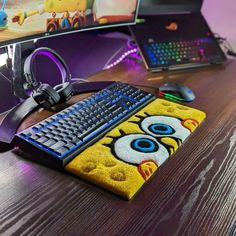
[24,47,71,90]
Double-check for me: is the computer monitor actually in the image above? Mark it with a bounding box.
[0,0,139,48]
[139,0,203,15]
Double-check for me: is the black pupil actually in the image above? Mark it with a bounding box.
[139,141,151,148]
[155,126,168,131]
[131,138,159,153]
[148,123,175,135]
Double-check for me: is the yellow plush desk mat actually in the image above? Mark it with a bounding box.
[65,99,206,199]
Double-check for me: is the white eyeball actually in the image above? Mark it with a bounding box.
[140,116,190,141]
[113,133,169,166]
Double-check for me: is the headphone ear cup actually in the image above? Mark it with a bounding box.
[33,84,61,109]
[54,82,73,103]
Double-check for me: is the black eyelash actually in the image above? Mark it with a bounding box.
[103,129,143,165]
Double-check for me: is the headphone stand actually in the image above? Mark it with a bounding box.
[0,97,39,151]
[12,41,36,99]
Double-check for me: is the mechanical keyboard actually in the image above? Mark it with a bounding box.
[143,38,220,68]
[14,82,155,170]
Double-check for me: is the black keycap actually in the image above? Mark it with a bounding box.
[37,136,49,144]
[65,142,75,149]
[54,135,63,141]
[33,125,43,132]
[51,130,60,136]
[45,133,55,139]
[50,141,66,151]
[56,147,69,156]
[30,134,40,141]
[79,121,106,140]
[43,139,57,147]
[71,138,82,146]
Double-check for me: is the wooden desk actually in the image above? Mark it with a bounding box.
[0,60,236,236]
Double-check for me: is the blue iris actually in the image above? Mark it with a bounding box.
[149,123,175,135]
[131,138,158,153]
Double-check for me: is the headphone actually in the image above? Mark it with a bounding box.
[24,47,73,110]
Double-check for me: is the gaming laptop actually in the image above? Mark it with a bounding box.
[130,0,227,72]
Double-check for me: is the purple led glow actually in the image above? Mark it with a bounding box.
[104,48,139,70]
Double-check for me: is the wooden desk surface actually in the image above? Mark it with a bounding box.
[0,60,236,236]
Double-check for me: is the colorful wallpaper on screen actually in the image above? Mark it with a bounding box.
[0,0,138,43]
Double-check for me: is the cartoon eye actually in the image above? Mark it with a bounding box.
[148,123,175,135]
[113,134,169,166]
[131,138,159,153]
[140,116,190,141]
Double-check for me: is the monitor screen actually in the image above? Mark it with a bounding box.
[0,0,139,47]
[139,0,202,15]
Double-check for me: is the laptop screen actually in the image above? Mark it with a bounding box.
[139,0,203,15]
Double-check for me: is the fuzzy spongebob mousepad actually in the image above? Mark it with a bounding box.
[65,99,206,199]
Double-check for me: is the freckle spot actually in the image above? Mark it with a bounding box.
[167,107,175,113]
[104,161,117,167]
[82,162,96,173]
[111,171,126,182]
[161,102,171,106]
[177,106,189,110]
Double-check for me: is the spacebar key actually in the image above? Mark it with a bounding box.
[79,122,107,141]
